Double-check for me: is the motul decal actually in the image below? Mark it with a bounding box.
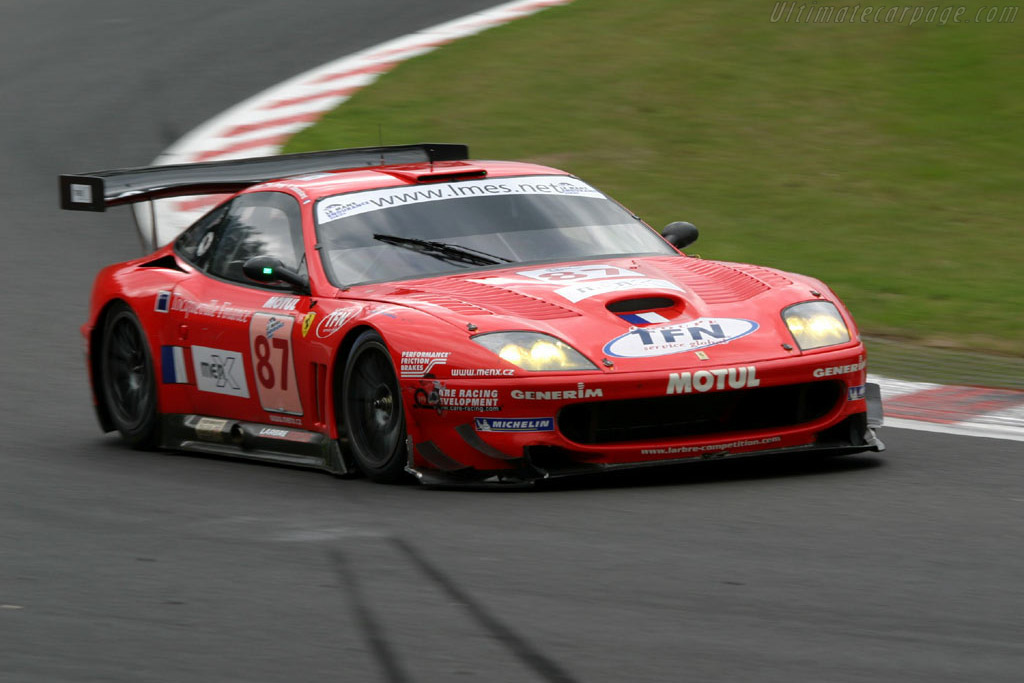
[666,366,760,394]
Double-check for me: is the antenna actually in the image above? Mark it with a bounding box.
[378,124,384,165]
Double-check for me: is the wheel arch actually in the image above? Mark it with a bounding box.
[89,297,131,433]
[329,324,381,441]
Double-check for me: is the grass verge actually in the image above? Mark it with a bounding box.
[286,0,1023,364]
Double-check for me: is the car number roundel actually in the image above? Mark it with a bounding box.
[603,318,759,358]
[249,312,302,414]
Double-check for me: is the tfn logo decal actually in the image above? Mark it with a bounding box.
[474,417,554,432]
[604,318,758,358]
[190,346,250,398]
[666,366,760,395]
[316,308,355,338]
[155,291,172,313]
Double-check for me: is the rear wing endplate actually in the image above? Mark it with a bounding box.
[59,143,469,212]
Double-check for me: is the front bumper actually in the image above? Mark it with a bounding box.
[403,348,885,487]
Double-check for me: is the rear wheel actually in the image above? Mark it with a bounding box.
[342,331,409,483]
[100,302,160,448]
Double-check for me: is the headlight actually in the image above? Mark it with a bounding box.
[472,332,596,371]
[783,301,851,351]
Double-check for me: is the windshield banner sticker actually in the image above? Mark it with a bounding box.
[604,318,758,358]
[317,176,604,224]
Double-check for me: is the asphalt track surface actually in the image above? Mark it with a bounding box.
[2,3,1022,681]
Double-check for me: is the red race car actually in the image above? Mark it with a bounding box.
[61,144,883,486]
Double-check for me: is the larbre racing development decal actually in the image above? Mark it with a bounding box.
[317,176,604,223]
[604,318,758,358]
[666,366,760,395]
[249,313,301,414]
[414,380,501,412]
[191,346,250,398]
[474,417,554,432]
[401,351,450,378]
[556,278,683,303]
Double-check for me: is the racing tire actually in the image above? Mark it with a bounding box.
[100,302,160,449]
[341,331,409,483]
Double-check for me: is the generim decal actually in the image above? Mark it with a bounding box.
[603,318,758,358]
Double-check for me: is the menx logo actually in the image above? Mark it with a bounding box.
[191,345,250,398]
[200,355,241,389]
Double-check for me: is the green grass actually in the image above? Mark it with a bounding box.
[286,0,1024,356]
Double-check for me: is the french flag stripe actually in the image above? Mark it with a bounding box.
[619,311,670,325]
[161,346,189,384]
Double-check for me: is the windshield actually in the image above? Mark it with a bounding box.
[314,175,676,286]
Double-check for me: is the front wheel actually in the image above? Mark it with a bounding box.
[100,302,160,448]
[341,331,409,483]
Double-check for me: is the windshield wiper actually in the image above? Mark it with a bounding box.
[373,233,512,266]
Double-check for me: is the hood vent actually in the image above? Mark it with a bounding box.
[606,296,677,313]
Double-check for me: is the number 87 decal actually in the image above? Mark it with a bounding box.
[249,313,303,415]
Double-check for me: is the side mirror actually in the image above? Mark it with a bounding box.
[662,221,699,249]
[242,256,308,292]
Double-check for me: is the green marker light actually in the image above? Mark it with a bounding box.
[262,267,274,275]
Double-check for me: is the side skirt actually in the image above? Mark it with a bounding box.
[159,414,351,475]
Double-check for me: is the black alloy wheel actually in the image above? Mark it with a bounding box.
[100,302,160,448]
[342,331,409,483]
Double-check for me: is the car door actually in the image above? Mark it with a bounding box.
[169,191,315,427]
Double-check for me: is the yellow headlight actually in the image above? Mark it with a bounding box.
[783,302,851,350]
[478,333,595,371]
[499,344,526,366]
[529,341,567,368]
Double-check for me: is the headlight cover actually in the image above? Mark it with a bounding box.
[783,301,851,351]
[472,332,596,371]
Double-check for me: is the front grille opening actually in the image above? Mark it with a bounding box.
[606,296,677,313]
[558,381,843,445]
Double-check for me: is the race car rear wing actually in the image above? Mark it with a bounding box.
[59,143,469,212]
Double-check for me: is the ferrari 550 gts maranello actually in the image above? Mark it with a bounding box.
[61,143,883,486]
